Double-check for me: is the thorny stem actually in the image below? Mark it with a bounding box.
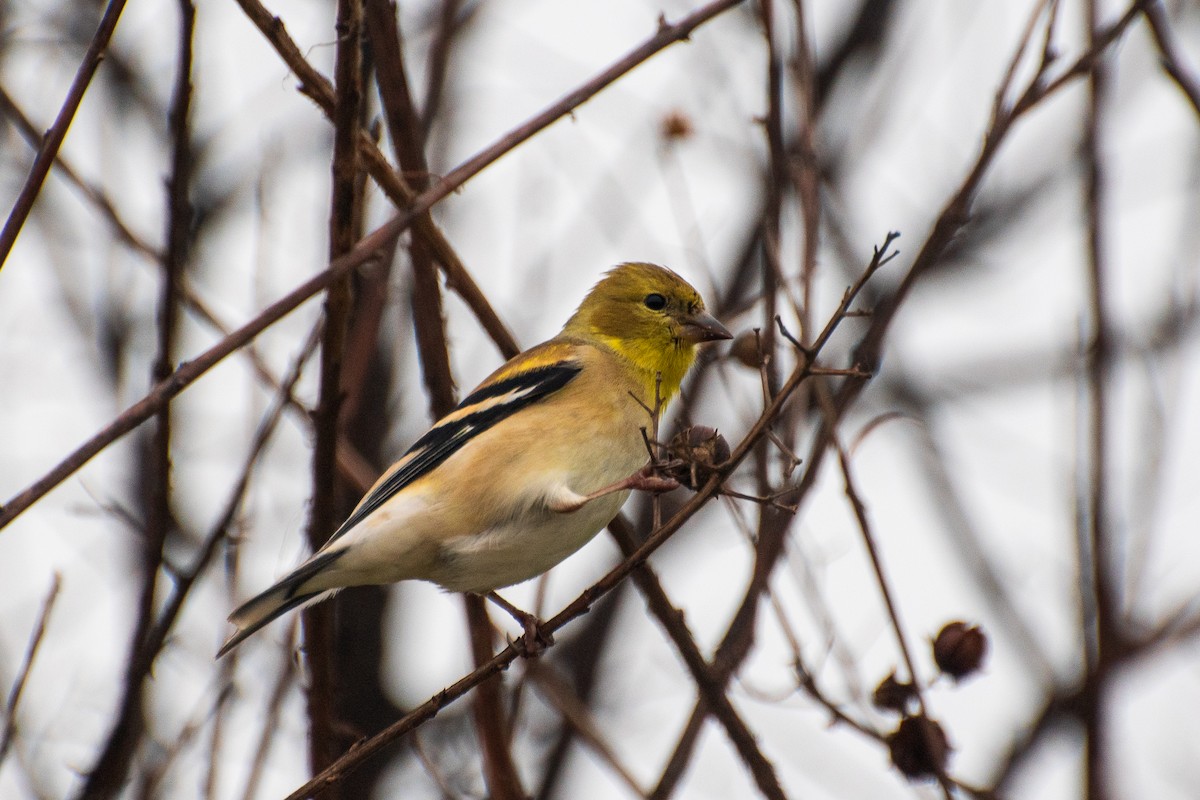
[0,0,129,267]
[832,436,953,799]
[0,0,753,534]
[282,233,896,800]
[0,575,60,767]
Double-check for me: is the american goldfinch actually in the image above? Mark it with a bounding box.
[218,262,730,656]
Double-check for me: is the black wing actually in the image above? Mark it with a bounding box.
[325,361,583,545]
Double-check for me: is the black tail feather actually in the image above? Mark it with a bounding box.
[216,549,346,658]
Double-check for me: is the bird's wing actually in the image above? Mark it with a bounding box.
[325,351,583,546]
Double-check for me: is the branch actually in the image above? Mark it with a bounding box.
[0,218,392,531]
[300,0,365,779]
[1142,0,1200,119]
[608,517,787,800]
[2,0,752,532]
[74,5,193,793]
[281,230,892,799]
[0,574,60,767]
[0,0,129,267]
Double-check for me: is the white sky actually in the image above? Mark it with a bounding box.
[1,0,1198,798]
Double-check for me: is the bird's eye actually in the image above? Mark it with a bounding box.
[644,293,667,311]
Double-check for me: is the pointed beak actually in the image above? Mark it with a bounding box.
[680,309,733,344]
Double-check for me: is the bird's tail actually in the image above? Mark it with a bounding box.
[216,549,345,658]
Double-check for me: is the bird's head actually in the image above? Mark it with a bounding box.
[563,262,731,403]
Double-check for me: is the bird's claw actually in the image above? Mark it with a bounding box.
[514,613,554,658]
[627,464,680,494]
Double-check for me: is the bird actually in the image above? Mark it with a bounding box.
[217,262,731,657]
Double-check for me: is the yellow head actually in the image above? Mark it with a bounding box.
[562,263,731,403]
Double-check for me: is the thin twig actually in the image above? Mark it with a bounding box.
[75,6,193,793]
[300,0,365,778]
[0,574,61,767]
[1081,2,1116,796]
[651,235,901,799]
[607,517,788,800]
[282,233,892,800]
[238,627,300,800]
[0,86,162,262]
[830,434,952,800]
[0,0,129,267]
[0,212,395,531]
[233,0,514,359]
[529,662,648,797]
[421,0,467,137]
[1142,0,1200,119]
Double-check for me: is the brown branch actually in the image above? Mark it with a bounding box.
[831,434,953,800]
[608,517,787,800]
[75,5,193,794]
[464,595,525,799]
[367,3,522,793]
[420,0,468,137]
[238,629,299,800]
[1081,2,1116,797]
[1142,0,1200,119]
[302,0,365,782]
[367,0,457,418]
[232,0,519,359]
[0,0,129,268]
[651,237,898,799]
[280,231,894,800]
[0,86,162,263]
[0,574,61,767]
[528,661,647,797]
[0,201,398,532]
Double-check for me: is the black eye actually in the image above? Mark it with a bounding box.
[644,293,667,311]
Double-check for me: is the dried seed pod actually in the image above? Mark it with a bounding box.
[932,621,988,680]
[728,330,762,368]
[662,426,730,490]
[660,110,694,142]
[872,671,917,714]
[886,715,951,780]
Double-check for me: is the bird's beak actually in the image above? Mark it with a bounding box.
[681,310,733,344]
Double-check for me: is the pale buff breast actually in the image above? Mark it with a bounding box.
[319,343,656,594]
[423,347,652,591]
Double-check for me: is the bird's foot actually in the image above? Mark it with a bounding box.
[486,592,554,657]
[625,463,681,494]
[548,465,680,514]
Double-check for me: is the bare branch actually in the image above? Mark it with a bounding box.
[0,0,129,267]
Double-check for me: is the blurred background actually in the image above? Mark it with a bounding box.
[1,0,1198,798]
